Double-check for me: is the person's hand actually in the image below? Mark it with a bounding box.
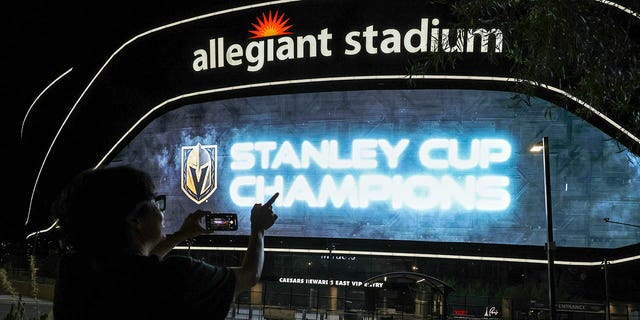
[251,193,279,232]
[176,210,208,238]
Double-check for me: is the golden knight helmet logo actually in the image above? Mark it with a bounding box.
[181,143,217,204]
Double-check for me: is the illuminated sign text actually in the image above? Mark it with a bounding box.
[229,138,512,212]
[278,277,384,287]
[192,17,503,72]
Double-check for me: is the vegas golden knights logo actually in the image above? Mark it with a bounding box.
[181,143,217,204]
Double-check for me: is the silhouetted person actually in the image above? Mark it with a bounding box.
[52,165,278,319]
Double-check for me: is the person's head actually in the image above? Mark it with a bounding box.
[53,165,166,255]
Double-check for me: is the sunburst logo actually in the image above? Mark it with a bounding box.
[249,10,293,39]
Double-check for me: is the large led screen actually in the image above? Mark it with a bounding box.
[110,89,640,248]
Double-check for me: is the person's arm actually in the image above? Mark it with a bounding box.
[150,210,207,259]
[231,225,265,295]
[231,193,279,296]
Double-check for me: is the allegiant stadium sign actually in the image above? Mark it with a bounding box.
[192,11,503,73]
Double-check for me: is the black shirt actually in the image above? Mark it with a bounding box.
[53,253,236,320]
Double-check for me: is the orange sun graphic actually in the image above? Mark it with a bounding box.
[248,10,293,39]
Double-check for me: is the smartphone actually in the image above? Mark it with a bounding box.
[204,213,238,232]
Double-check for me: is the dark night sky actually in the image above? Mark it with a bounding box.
[5,1,254,241]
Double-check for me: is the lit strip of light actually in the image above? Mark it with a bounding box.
[25,219,58,240]
[96,74,640,167]
[176,246,640,266]
[595,0,640,20]
[21,68,73,139]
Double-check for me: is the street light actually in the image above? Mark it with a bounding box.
[530,136,557,320]
[601,218,639,320]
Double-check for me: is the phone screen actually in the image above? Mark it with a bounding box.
[204,213,238,231]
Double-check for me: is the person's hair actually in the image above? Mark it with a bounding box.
[52,165,156,253]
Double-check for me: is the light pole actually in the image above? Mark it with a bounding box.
[603,258,610,320]
[601,218,639,320]
[530,136,556,320]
